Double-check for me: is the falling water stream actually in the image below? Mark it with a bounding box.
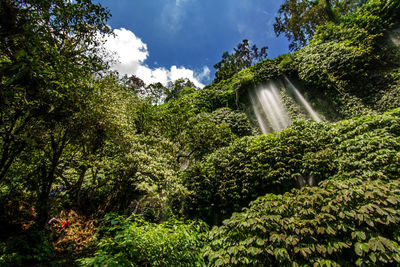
[388,28,400,47]
[250,81,290,134]
[284,77,322,122]
[251,78,321,134]
[249,92,269,134]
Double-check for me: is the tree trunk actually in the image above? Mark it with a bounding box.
[36,164,53,229]
[0,112,30,182]
[35,132,67,229]
[324,0,338,23]
[75,166,88,207]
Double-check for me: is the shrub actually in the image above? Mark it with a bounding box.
[205,178,400,266]
[183,121,330,225]
[0,230,53,266]
[183,109,400,225]
[77,214,208,267]
[329,108,400,181]
[211,108,254,137]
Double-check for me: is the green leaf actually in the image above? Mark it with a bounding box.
[355,243,363,256]
[227,247,239,256]
[369,252,376,263]
[256,238,265,246]
[361,243,369,253]
[215,259,224,266]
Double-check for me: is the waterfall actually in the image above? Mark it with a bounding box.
[284,77,322,122]
[250,78,322,134]
[388,28,400,47]
[250,82,290,134]
[249,92,269,134]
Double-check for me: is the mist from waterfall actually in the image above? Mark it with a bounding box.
[250,78,322,134]
[249,92,269,134]
[284,77,322,122]
[250,82,290,134]
[388,28,400,47]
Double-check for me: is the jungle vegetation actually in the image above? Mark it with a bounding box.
[0,0,400,266]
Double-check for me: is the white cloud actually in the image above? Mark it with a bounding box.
[195,66,211,82]
[103,27,207,88]
[103,28,148,74]
[176,0,189,7]
[159,0,193,34]
[160,4,184,34]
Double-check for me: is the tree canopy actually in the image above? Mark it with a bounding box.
[213,39,268,83]
[274,0,367,50]
[0,0,111,227]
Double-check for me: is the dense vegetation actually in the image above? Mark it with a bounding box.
[0,0,399,266]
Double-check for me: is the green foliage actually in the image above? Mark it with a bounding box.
[184,108,400,224]
[294,0,400,114]
[211,108,254,137]
[183,121,330,224]
[1,0,400,265]
[329,108,400,181]
[183,137,253,225]
[78,215,208,267]
[182,113,236,161]
[0,230,53,266]
[251,57,286,85]
[296,20,380,94]
[203,68,256,111]
[165,78,197,102]
[245,0,400,120]
[0,0,112,227]
[154,98,237,164]
[274,0,365,50]
[205,178,400,266]
[376,73,400,111]
[214,40,267,83]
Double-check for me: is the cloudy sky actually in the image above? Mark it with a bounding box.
[96,0,289,87]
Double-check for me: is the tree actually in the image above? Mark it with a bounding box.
[274,0,366,50]
[145,82,167,105]
[121,74,146,94]
[0,0,111,228]
[213,39,268,83]
[164,78,197,102]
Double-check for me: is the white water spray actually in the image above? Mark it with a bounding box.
[388,28,400,47]
[250,78,323,134]
[284,77,322,122]
[389,33,400,47]
[249,92,269,134]
[250,82,291,134]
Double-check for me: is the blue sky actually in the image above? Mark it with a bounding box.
[96,0,289,87]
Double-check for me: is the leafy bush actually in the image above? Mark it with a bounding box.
[77,215,208,267]
[211,108,254,137]
[183,121,330,224]
[168,68,255,115]
[376,74,400,111]
[329,108,400,181]
[0,230,53,266]
[184,108,400,225]
[205,178,400,266]
[251,57,287,85]
[294,0,400,116]
[183,137,254,225]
